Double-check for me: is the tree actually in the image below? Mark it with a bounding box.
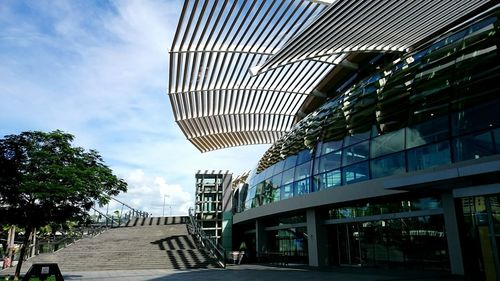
[0,130,127,279]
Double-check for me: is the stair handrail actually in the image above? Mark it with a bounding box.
[187,208,226,268]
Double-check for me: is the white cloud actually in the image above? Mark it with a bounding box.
[0,0,270,217]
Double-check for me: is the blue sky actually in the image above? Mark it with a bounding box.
[0,0,269,216]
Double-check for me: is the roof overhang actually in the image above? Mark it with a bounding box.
[168,0,494,153]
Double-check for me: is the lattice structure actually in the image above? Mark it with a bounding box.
[168,0,494,152]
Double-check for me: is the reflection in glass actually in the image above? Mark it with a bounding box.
[371,152,406,179]
[294,179,310,196]
[453,131,495,161]
[316,151,342,174]
[407,141,451,171]
[313,169,342,191]
[406,116,449,149]
[343,141,369,166]
[343,161,369,184]
[321,139,343,155]
[280,184,293,200]
[371,128,405,158]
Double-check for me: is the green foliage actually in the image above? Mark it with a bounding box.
[0,130,127,228]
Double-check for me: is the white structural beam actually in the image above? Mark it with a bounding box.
[253,0,492,75]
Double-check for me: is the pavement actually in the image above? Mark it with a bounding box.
[1,264,465,281]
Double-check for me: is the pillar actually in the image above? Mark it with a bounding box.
[256,219,267,254]
[306,208,328,267]
[442,192,465,275]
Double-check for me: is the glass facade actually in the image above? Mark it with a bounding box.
[240,13,500,212]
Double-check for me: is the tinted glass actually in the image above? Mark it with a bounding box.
[343,141,369,166]
[294,179,310,196]
[453,131,495,161]
[344,130,371,146]
[371,128,405,158]
[297,149,312,164]
[295,161,311,181]
[452,100,500,136]
[407,141,451,171]
[406,116,449,149]
[284,155,298,170]
[316,150,342,174]
[343,161,369,184]
[282,168,295,185]
[371,152,406,179]
[280,183,293,200]
[321,139,343,155]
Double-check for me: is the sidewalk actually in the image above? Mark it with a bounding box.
[2,264,464,281]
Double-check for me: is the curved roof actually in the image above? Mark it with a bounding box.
[168,0,335,152]
[168,0,494,153]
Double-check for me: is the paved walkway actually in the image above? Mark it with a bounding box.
[2,264,464,281]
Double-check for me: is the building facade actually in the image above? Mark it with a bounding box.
[194,171,232,244]
[232,9,500,280]
[170,1,500,280]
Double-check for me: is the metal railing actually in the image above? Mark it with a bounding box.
[187,208,226,268]
[91,197,149,227]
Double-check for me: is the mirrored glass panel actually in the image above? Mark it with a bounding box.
[371,152,406,179]
[453,131,495,161]
[343,141,369,166]
[343,161,369,184]
[371,128,405,158]
[406,116,449,149]
[407,141,451,171]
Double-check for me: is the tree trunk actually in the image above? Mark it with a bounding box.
[14,225,32,280]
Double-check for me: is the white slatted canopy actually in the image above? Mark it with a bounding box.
[252,0,493,75]
[169,0,336,152]
[168,0,493,153]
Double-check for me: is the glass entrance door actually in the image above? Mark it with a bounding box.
[460,195,500,281]
[337,224,362,266]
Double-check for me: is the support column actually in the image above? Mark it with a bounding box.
[256,219,267,255]
[307,208,328,267]
[442,192,465,275]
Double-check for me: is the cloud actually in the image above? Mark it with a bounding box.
[0,0,270,217]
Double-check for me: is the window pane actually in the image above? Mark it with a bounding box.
[343,141,369,166]
[343,161,369,184]
[284,155,298,170]
[495,128,500,153]
[313,170,342,192]
[452,100,500,136]
[321,139,343,155]
[280,183,293,200]
[271,173,282,188]
[297,149,312,164]
[344,130,371,146]
[407,141,451,171]
[371,152,406,179]
[282,168,295,185]
[406,116,449,149]
[273,160,285,175]
[453,131,495,162]
[371,128,405,158]
[295,161,311,181]
[294,179,310,196]
[316,151,342,174]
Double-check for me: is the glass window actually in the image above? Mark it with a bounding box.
[315,150,342,174]
[452,100,500,136]
[371,128,405,158]
[343,161,369,184]
[453,131,496,162]
[407,141,451,171]
[406,116,449,149]
[294,179,310,196]
[313,169,342,191]
[281,168,295,185]
[495,128,500,153]
[273,160,285,175]
[371,152,406,179]
[271,173,282,189]
[297,149,312,164]
[283,155,298,171]
[295,161,311,181]
[344,130,371,146]
[280,183,293,200]
[343,140,369,166]
[321,139,343,155]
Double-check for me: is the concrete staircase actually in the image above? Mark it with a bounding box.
[2,216,219,274]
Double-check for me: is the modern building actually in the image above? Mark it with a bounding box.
[194,171,232,244]
[170,1,500,280]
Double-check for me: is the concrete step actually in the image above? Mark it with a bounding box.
[1,216,219,275]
